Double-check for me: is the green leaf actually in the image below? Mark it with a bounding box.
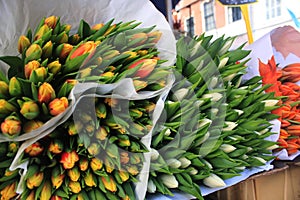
[0,56,23,79]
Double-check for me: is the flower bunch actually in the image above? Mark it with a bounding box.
[147,34,280,199]
[13,96,155,200]
[259,56,300,156]
[0,15,169,200]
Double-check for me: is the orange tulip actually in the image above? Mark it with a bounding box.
[69,41,98,60]
[25,142,44,156]
[128,59,157,78]
[48,97,68,116]
[44,15,58,29]
[60,150,79,169]
[38,82,56,104]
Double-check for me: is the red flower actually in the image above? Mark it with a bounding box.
[60,150,79,169]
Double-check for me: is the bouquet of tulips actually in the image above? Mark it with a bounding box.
[259,56,300,157]
[0,15,172,200]
[146,34,280,199]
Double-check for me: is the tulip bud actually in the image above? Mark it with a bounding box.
[49,139,64,154]
[91,23,104,31]
[26,44,42,61]
[119,170,129,182]
[8,142,19,154]
[38,82,56,103]
[0,99,17,116]
[20,101,40,120]
[69,34,81,45]
[57,32,68,44]
[60,150,79,169]
[218,57,229,69]
[0,182,17,200]
[189,167,198,175]
[172,88,189,101]
[69,41,98,60]
[95,127,108,141]
[84,171,97,187]
[179,157,192,168]
[40,181,52,200]
[56,43,73,60]
[25,142,44,156]
[0,81,9,98]
[51,173,65,189]
[164,128,171,136]
[26,172,44,189]
[104,98,118,108]
[126,165,139,176]
[160,174,178,188]
[18,35,31,54]
[147,30,162,43]
[42,40,53,58]
[122,51,138,60]
[202,92,223,102]
[30,66,47,82]
[222,121,238,131]
[44,15,58,29]
[47,60,61,75]
[51,196,62,200]
[203,173,226,188]
[166,159,181,169]
[48,97,68,116]
[68,181,81,194]
[128,59,157,78]
[262,99,279,107]
[103,50,120,60]
[25,60,40,79]
[25,191,35,200]
[87,143,100,156]
[105,158,114,173]
[23,120,44,133]
[130,33,148,46]
[120,152,130,164]
[253,156,267,164]
[67,166,80,182]
[145,102,156,113]
[198,118,212,129]
[90,157,103,171]
[9,77,22,97]
[1,115,21,137]
[79,158,89,171]
[150,148,159,161]
[101,176,117,192]
[34,24,50,40]
[118,138,131,147]
[147,179,156,193]
[220,144,236,153]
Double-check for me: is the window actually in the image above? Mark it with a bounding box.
[266,0,281,19]
[204,0,216,31]
[186,17,195,36]
[228,7,242,23]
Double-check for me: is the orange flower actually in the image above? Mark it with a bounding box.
[1,116,21,137]
[23,120,44,133]
[44,15,58,29]
[25,60,40,79]
[60,150,79,169]
[18,35,31,54]
[0,182,17,200]
[38,82,56,104]
[25,142,44,156]
[258,56,282,96]
[51,173,65,189]
[69,41,98,60]
[26,172,44,189]
[127,59,157,78]
[48,97,68,116]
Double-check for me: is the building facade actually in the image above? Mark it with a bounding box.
[173,0,300,46]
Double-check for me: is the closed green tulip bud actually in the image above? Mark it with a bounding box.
[166,158,181,169]
[34,24,50,41]
[42,40,53,58]
[18,35,31,54]
[160,174,178,188]
[0,81,9,98]
[203,173,226,188]
[9,77,22,97]
[25,44,42,62]
[20,101,40,120]
[47,60,61,75]
[0,99,17,116]
[147,179,156,193]
[30,67,47,82]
